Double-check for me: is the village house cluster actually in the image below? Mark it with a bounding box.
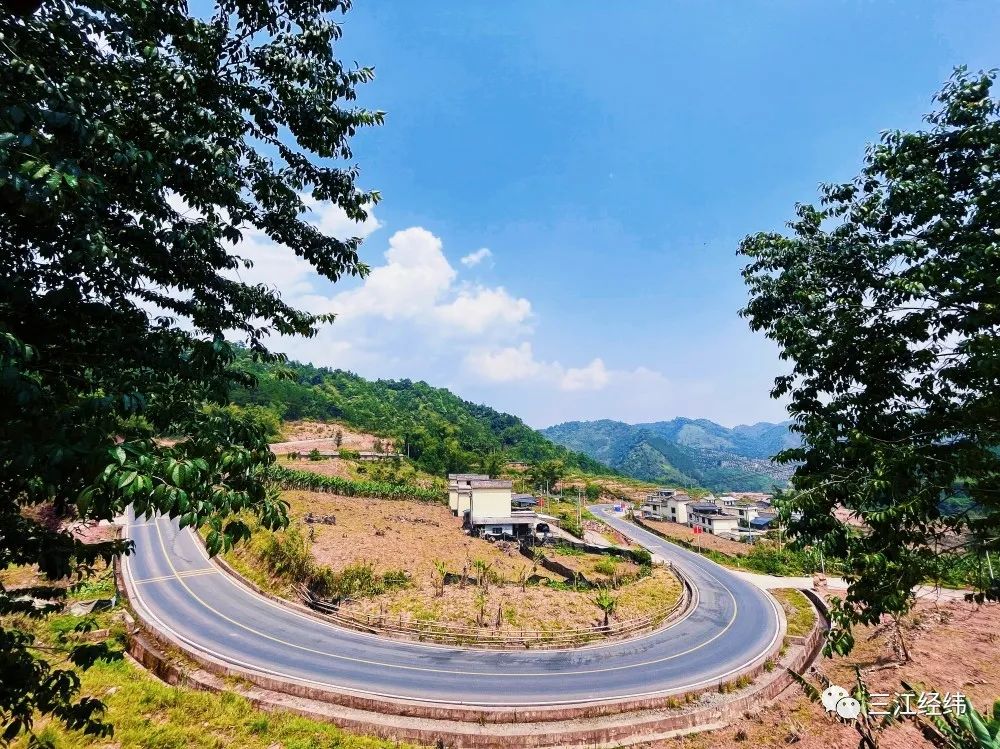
[640,488,777,541]
[447,474,548,541]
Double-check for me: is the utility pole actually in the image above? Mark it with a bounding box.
[987,551,995,580]
[577,486,582,528]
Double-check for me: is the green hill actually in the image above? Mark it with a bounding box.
[230,353,611,477]
[541,418,798,492]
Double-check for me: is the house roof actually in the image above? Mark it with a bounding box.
[470,479,513,489]
[690,503,723,513]
[511,495,538,505]
[750,516,776,529]
[448,473,490,481]
[471,515,540,526]
[705,512,740,522]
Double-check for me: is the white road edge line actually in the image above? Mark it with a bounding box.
[119,511,782,706]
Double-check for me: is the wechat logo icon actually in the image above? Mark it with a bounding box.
[821,685,862,720]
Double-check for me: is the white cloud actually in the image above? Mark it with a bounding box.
[298,228,532,342]
[464,343,545,383]
[560,358,610,391]
[327,227,456,321]
[460,247,493,267]
[464,344,611,392]
[434,286,532,335]
[300,195,382,240]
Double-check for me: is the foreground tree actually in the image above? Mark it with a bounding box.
[1,0,380,742]
[740,68,1000,653]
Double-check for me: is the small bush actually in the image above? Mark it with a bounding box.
[335,562,383,597]
[594,558,619,578]
[633,548,653,566]
[560,518,584,539]
[258,527,313,584]
[381,569,410,589]
[552,542,584,557]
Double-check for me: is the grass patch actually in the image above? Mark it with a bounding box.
[12,657,416,749]
[771,588,816,638]
[2,596,415,749]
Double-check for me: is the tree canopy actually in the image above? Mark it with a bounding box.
[740,69,1000,652]
[0,0,379,742]
[229,351,611,476]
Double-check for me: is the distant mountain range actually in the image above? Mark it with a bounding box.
[540,418,800,493]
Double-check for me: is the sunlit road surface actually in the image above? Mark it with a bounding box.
[121,505,781,706]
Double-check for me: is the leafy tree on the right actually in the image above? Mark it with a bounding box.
[740,68,1000,655]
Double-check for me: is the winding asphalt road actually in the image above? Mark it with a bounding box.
[121,505,782,707]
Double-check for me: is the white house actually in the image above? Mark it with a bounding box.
[466,479,544,540]
[448,473,489,516]
[469,478,514,523]
[641,488,694,523]
[732,503,762,524]
[687,503,741,535]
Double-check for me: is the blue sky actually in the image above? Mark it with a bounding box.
[251,1,1000,428]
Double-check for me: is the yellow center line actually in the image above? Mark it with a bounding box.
[146,515,750,678]
[119,515,783,705]
[132,568,217,585]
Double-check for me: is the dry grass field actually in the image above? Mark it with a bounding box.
[655,598,1000,749]
[280,490,682,633]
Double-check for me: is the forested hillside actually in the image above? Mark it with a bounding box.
[231,353,611,477]
[542,418,798,492]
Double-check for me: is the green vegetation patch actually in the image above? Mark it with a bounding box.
[274,466,443,502]
[771,588,816,638]
[232,351,611,477]
[14,657,413,749]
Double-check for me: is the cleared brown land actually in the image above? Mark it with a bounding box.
[281,490,682,633]
[270,420,392,455]
[641,516,749,556]
[284,490,531,580]
[654,599,1000,749]
[279,456,356,478]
